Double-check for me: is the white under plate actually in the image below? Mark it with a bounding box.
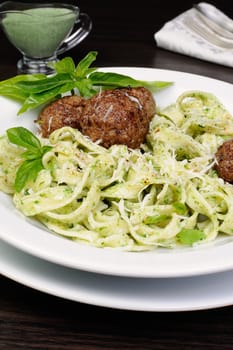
[1,238,233,312]
[0,67,233,278]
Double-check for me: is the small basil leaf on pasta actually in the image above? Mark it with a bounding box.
[7,127,41,150]
[14,159,43,192]
[177,229,206,245]
[144,214,171,225]
[6,127,52,192]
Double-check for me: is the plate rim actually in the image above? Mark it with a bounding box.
[1,239,233,312]
[1,66,233,278]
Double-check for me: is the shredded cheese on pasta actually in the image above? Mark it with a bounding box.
[1,90,233,250]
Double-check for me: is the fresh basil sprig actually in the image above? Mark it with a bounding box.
[0,51,173,115]
[6,127,52,192]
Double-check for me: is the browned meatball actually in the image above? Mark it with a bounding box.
[124,86,156,123]
[80,87,156,148]
[215,139,233,183]
[37,95,86,137]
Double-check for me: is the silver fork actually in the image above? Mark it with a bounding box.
[194,2,233,34]
[183,14,233,50]
[192,8,233,40]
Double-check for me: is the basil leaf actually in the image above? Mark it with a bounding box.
[16,73,72,94]
[144,214,171,225]
[89,71,141,87]
[52,57,75,74]
[0,74,45,101]
[0,74,45,87]
[0,75,44,102]
[0,85,29,102]
[21,145,52,160]
[14,158,43,192]
[172,202,188,215]
[75,51,98,78]
[6,127,53,192]
[22,149,43,160]
[41,145,52,155]
[177,229,206,245]
[18,82,75,114]
[138,80,173,92]
[89,72,173,91]
[7,127,41,150]
[74,78,97,97]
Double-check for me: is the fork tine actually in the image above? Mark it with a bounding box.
[183,15,233,50]
[193,9,233,40]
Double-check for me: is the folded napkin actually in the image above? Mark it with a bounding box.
[154,5,233,68]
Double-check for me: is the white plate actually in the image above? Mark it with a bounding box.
[1,238,233,312]
[0,67,233,278]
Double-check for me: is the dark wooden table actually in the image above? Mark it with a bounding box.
[1,1,233,349]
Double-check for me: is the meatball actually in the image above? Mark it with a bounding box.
[80,87,156,148]
[36,87,156,149]
[124,86,156,123]
[37,95,86,137]
[215,139,233,183]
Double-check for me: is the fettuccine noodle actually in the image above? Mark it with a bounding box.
[1,90,233,250]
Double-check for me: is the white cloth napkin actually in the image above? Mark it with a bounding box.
[154,6,233,68]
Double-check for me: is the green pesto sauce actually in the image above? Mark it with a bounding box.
[2,7,77,58]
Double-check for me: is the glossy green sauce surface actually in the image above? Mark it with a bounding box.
[2,7,77,57]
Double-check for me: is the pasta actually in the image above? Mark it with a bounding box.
[1,90,233,250]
